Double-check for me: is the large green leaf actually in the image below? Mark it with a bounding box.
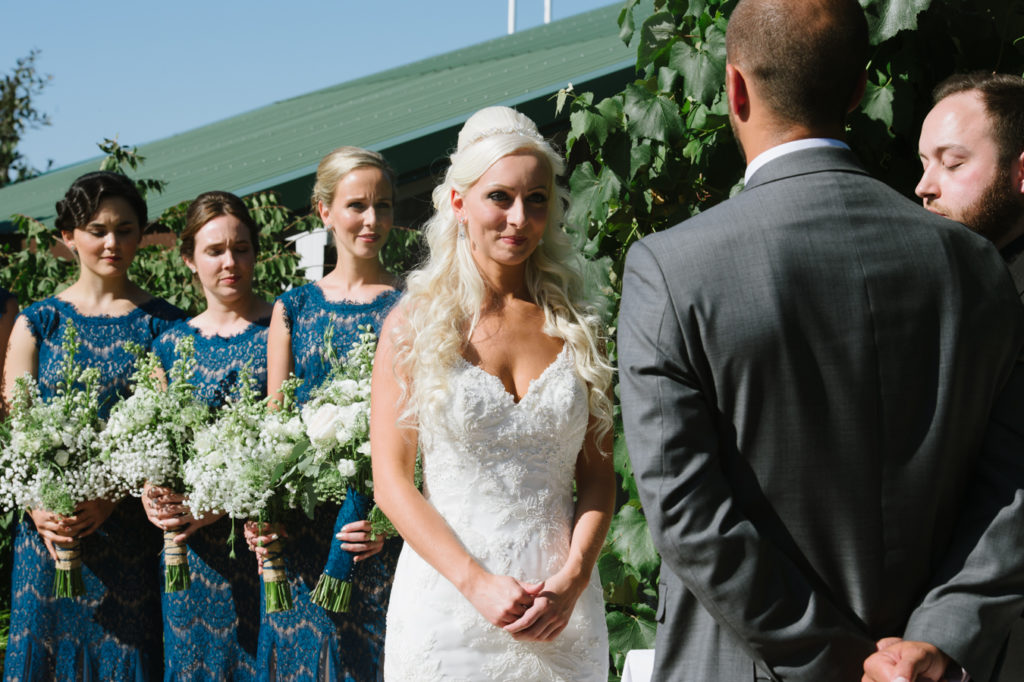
[570,107,612,149]
[630,142,654,181]
[860,76,895,129]
[607,504,660,574]
[684,0,708,19]
[637,11,679,68]
[606,605,657,658]
[618,0,641,46]
[567,162,623,229]
[861,0,932,45]
[668,20,727,107]
[599,548,644,605]
[623,83,685,143]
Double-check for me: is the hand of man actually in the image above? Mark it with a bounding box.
[862,637,951,682]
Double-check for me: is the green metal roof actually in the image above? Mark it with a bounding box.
[0,3,633,231]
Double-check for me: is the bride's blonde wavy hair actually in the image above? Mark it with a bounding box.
[392,106,613,450]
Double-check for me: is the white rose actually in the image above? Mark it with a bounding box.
[336,459,357,478]
[305,404,340,447]
[357,441,371,457]
[54,449,70,467]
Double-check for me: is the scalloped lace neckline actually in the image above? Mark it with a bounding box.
[457,344,569,405]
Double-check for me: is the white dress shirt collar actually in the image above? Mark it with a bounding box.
[743,138,850,185]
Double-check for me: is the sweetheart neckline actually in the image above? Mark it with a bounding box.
[457,344,569,405]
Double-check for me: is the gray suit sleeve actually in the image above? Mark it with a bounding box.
[618,240,872,679]
[904,358,1024,682]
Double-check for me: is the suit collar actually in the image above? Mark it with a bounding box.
[744,138,850,184]
[743,146,868,191]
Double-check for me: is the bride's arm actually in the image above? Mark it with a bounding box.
[505,406,615,641]
[370,311,539,628]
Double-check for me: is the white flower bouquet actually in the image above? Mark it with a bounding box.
[100,336,210,592]
[0,323,118,598]
[305,326,395,613]
[182,369,308,613]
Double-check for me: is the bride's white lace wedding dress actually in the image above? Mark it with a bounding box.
[383,346,608,681]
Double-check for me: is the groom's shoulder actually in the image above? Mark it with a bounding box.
[637,188,761,254]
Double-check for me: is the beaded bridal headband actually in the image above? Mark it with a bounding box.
[456,119,544,152]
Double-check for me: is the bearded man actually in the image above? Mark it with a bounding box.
[917,72,1024,299]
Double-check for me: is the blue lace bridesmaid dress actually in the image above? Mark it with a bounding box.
[4,296,185,682]
[257,283,401,682]
[152,317,270,682]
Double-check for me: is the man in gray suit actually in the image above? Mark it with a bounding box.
[618,0,1024,680]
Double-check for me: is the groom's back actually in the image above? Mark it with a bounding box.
[620,142,1024,678]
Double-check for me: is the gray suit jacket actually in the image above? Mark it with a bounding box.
[618,146,1024,681]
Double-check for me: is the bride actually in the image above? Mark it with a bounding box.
[371,106,615,681]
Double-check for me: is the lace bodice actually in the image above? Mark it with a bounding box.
[421,346,588,577]
[277,283,400,404]
[385,345,608,681]
[153,317,269,408]
[20,296,184,419]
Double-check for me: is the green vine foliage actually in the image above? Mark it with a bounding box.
[571,1,1024,677]
[565,0,1024,290]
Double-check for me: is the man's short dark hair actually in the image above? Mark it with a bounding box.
[934,72,1024,165]
[726,0,868,129]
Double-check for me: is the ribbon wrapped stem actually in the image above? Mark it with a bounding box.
[53,540,85,598]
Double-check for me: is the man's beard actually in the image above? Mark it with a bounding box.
[958,167,1024,248]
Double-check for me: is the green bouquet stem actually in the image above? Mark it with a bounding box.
[163,530,191,592]
[261,536,292,613]
[53,540,85,598]
[310,574,352,613]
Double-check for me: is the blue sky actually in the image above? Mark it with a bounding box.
[2,0,616,173]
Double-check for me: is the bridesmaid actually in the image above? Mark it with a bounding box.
[256,146,402,681]
[145,191,271,681]
[0,287,18,415]
[2,171,185,681]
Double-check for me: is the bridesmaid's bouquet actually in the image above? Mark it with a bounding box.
[100,336,210,592]
[0,323,118,598]
[182,369,307,613]
[304,327,395,613]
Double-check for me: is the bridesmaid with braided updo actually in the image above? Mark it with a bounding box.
[2,171,185,681]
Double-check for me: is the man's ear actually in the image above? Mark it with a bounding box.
[726,63,750,121]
